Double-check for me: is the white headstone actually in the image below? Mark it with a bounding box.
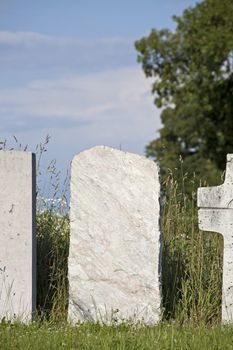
[198,154,233,323]
[0,151,36,321]
[68,146,162,324]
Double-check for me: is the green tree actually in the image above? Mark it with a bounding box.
[135,0,233,191]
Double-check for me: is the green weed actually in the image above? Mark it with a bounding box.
[0,322,233,350]
[161,172,223,325]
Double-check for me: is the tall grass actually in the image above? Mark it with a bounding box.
[35,136,70,321]
[161,171,223,325]
[0,136,224,325]
[36,167,223,325]
[36,211,69,320]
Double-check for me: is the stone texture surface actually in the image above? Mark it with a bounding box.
[198,154,233,323]
[0,151,36,321]
[68,146,161,324]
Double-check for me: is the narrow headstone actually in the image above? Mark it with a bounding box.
[198,154,233,323]
[68,146,162,324]
[0,151,36,321]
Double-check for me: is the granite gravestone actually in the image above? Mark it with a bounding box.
[0,151,36,321]
[68,146,162,324]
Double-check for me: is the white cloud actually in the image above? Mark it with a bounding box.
[0,31,52,45]
[0,31,136,77]
[0,31,131,47]
[0,66,161,156]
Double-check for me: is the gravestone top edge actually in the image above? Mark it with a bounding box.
[72,145,158,170]
[0,149,35,154]
[0,150,35,157]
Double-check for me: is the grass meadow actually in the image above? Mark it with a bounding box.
[0,138,231,349]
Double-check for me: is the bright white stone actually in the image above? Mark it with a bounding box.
[68,146,161,324]
[0,151,36,321]
[198,154,233,323]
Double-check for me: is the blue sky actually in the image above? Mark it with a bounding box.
[0,0,197,193]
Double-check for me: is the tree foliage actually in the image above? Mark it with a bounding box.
[135,0,233,189]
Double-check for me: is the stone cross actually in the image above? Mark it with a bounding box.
[68,146,162,324]
[0,151,36,321]
[198,154,233,322]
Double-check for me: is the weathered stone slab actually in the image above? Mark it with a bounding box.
[0,151,36,321]
[68,146,161,324]
[198,154,233,323]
